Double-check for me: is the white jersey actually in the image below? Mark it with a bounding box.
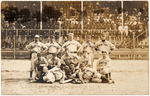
[47,57,61,67]
[43,67,64,83]
[26,41,47,53]
[62,40,81,53]
[95,40,115,54]
[46,42,61,54]
[98,56,111,67]
[97,56,111,74]
[81,41,94,53]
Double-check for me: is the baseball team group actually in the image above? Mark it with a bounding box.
[26,32,115,84]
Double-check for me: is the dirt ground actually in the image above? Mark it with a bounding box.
[1,59,149,95]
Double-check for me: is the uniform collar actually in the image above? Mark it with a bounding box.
[34,41,40,43]
[102,40,105,42]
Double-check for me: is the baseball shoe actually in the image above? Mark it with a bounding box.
[108,80,115,84]
[30,79,37,83]
[29,77,33,80]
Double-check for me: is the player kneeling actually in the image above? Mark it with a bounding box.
[30,53,48,82]
[47,53,61,70]
[96,51,114,84]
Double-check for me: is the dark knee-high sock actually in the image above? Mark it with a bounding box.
[30,71,33,78]
[102,74,109,82]
[105,74,109,78]
[108,73,111,80]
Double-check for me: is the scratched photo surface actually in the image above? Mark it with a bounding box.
[1,1,149,95]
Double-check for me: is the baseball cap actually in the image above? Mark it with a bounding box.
[55,29,59,32]
[51,35,55,39]
[101,51,108,54]
[40,64,47,67]
[37,53,41,57]
[101,33,106,36]
[68,33,74,36]
[35,35,40,38]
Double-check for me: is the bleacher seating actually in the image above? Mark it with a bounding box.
[1,1,148,59]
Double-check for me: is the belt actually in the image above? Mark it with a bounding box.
[69,52,77,53]
[31,51,38,53]
[83,51,92,53]
[47,53,56,55]
[47,52,54,54]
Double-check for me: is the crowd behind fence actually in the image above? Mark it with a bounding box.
[1,29,149,51]
[1,1,149,59]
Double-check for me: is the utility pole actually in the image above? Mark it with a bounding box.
[121,0,124,41]
[40,1,42,30]
[81,1,83,34]
[13,25,16,59]
[133,31,135,59]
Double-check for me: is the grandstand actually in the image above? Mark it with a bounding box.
[1,1,149,59]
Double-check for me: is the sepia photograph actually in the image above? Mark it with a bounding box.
[1,0,149,95]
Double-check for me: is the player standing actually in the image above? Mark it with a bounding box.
[26,35,48,80]
[45,35,61,59]
[95,33,115,58]
[62,33,82,59]
[79,35,95,68]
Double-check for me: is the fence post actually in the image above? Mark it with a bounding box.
[133,31,135,59]
[13,30,16,59]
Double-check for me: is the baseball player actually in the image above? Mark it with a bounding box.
[96,51,114,83]
[42,66,72,84]
[95,33,115,57]
[62,33,82,59]
[45,35,61,59]
[47,53,61,70]
[79,35,95,67]
[60,51,79,79]
[26,35,48,80]
[30,53,48,82]
[80,65,104,83]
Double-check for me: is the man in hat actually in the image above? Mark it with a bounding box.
[31,53,48,82]
[60,50,79,79]
[79,35,95,68]
[42,66,72,84]
[95,33,115,58]
[96,51,114,84]
[45,35,61,59]
[62,33,82,59]
[26,35,48,80]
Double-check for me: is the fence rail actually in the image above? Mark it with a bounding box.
[1,29,148,60]
[1,49,149,60]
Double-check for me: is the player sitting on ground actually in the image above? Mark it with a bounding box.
[42,66,72,84]
[80,62,102,83]
[96,51,114,84]
[77,57,112,84]
[60,51,84,84]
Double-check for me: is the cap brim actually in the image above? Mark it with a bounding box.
[39,64,47,67]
